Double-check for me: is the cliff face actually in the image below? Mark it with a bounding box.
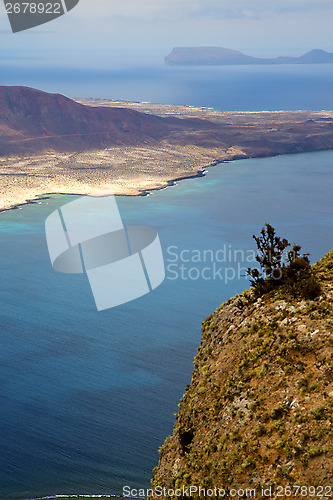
[151,251,333,498]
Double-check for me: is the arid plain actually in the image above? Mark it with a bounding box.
[1,87,333,211]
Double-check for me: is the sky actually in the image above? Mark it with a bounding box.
[1,0,333,69]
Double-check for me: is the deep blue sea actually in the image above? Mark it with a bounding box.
[1,65,333,499]
[2,62,333,111]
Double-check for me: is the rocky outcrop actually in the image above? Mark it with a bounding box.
[151,251,333,498]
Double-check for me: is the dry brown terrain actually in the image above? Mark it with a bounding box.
[0,143,236,210]
[1,89,333,211]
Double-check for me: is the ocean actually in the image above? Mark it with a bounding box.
[0,64,333,499]
[2,62,333,111]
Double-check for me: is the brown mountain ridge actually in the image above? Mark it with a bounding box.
[0,86,173,155]
[2,86,333,159]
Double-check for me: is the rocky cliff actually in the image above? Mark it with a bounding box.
[151,251,333,498]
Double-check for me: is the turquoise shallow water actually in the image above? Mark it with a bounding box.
[0,150,333,499]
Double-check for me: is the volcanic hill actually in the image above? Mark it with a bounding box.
[2,86,333,158]
[0,86,174,155]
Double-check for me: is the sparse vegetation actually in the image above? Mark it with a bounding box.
[150,249,333,498]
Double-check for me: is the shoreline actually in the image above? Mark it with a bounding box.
[0,146,328,213]
[1,99,333,213]
[0,146,330,214]
[0,156,227,213]
[0,164,213,213]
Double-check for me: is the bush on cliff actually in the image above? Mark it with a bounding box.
[247,223,321,299]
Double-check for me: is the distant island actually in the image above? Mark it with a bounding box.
[165,47,333,66]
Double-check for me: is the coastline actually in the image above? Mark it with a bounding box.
[0,161,219,212]
[0,147,239,212]
[0,168,209,212]
[1,100,333,212]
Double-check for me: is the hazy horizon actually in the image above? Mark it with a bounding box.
[1,0,333,71]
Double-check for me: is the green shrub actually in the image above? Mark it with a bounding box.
[247,223,321,299]
[255,423,267,436]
